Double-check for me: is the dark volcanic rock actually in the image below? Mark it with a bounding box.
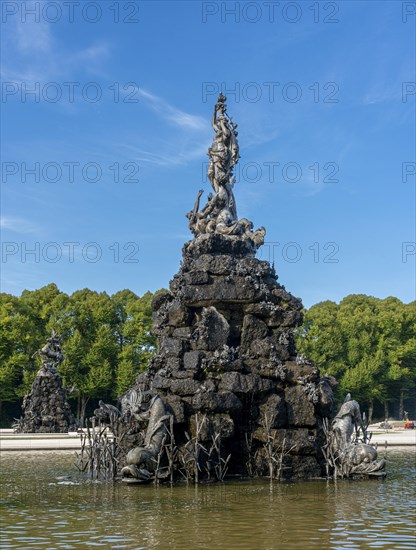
[195,307,230,350]
[191,391,243,413]
[259,393,287,428]
[285,385,317,427]
[17,366,76,433]
[129,231,332,480]
[183,350,203,371]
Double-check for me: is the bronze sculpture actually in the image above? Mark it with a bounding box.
[187,93,265,245]
[324,395,386,477]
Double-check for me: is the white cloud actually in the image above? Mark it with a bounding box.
[112,89,211,167]
[139,89,208,131]
[0,216,40,234]
[117,142,208,167]
[15,17,52,54]
[1,9,109,83]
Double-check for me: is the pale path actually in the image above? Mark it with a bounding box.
[0,429,82,450]
[370,429,416,447]
[1,428,415,451]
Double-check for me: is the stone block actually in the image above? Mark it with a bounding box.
[241,315,269,352]
[285,385,317,427]
[168,301,191,327]
[151,374,172,391]
[191,391,243,414]
[285,361,319,384]
[160,337,184,358]
[172,327,193,339]
[184,271,210,285]
[170,378,201,396]
[259,394,287,428]
[164,395,185,423]
[166,358,182,372]
[194,254,235,275]
[196,307,230,351]
[181,276,261,306]
[183,350,203,371]
[190,413,234,441]
[151,291,172,312]
[218,372,274,394]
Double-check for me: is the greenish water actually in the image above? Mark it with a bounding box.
[0,450,415,549]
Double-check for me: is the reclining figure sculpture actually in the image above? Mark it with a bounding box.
[91,390,171,482]
[120,393,171,481]
[327,395,386,477]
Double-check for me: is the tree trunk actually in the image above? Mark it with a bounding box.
[384,400,389,420]
[80,395,90,427]
[399,389,404,420]
[368,399,373,424]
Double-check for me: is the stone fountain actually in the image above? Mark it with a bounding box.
[15,331,76,433]
[90,94,385,482]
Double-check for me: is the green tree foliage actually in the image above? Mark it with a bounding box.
[296,295,416,420]
[0,284,161,424]
[112,289,160,396]
[3,285,414,424]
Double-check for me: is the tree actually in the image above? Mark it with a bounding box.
[112,289,160,398]
[60,291,118,424]
[296,295,416,420]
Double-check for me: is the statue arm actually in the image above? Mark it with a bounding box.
[212,108,218,132]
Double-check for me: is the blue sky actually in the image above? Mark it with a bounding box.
[1,0,415,307]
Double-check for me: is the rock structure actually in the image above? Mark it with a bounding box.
[16,332,76,433]
[123,94,337,481]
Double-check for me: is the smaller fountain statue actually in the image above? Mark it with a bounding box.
[15,331,76,433]
[323,394,386,478]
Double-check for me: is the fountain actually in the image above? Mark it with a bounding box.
[15,331,76,433]
[88,94,385,482]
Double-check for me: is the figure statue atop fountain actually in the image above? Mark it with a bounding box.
[187,93,265,249]
[34,330,64,372]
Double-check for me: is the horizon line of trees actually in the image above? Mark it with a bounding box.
[0,283,162,424]
[0,284,415,425]
[295,294,416,422]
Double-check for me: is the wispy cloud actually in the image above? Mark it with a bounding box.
[117,142,208,167]
[1,5,109,83]
[362,84,403,105]
[112,88,210,167]
[0,216,41,234]
[139,89,208,131]
[15,16,52,54]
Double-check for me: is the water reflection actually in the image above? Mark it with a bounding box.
[0,450,414,549]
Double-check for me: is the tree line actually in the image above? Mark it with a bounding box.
[0,283,161,424]
[0,285,415,425]
[295,295,416,422]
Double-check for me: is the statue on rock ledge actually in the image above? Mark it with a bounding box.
[324,395,386,477]
[15,331,76,433]
[187,93,265,249]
